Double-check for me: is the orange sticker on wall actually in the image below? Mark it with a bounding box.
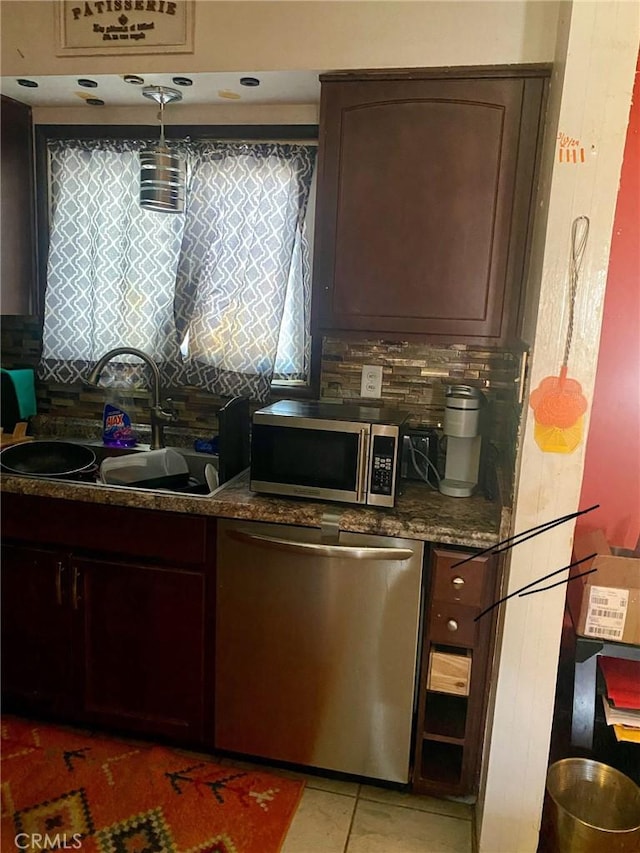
[559,148,586,163]
[557,132,586,164]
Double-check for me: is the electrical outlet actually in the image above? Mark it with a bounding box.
[360,364,383,398]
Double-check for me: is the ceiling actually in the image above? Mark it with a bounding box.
[0,70,322,108]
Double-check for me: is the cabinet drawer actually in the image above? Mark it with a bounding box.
[1,494,209,566]
[429,601,479,647]
[431,548,490,606]
[427,651,472,696]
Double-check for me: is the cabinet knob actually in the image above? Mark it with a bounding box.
[446,619,459,632]
[452,576,465,588]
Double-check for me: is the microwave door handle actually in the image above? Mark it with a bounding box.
[227,529,414,561]
[356,427,369,503]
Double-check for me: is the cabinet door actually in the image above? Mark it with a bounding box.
[0,543,73,712]
[313,75,545,343]
[76,556,206,742]
[1,96,35,315]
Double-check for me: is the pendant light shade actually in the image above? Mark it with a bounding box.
[140,86,185,214]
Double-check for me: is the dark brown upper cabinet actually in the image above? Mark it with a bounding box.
[311,68,548,345]
[1,96,36,315]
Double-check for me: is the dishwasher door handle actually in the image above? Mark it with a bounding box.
[227,529,415,561]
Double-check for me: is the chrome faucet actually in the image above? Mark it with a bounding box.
[87,347,176,450]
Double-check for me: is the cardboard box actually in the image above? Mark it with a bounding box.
[570,530,640,645]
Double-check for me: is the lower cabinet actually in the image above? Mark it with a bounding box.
[77,556,206,740]
[412,546,499,796]
[1,543,74,714]
[2,491,499,791]
[0,495,215,746]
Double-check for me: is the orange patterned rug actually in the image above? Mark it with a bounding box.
[1,716,304,853]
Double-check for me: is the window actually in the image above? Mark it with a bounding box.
[38,133,317,401]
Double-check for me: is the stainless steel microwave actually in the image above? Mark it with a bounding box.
[250,400,408,507]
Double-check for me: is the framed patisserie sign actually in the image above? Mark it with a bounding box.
[55,0,194,56]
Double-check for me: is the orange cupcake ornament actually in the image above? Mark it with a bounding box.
[529,216,590,453]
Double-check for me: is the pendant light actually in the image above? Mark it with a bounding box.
[140,85,185,213]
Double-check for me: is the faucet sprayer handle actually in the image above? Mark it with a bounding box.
[161,397,178,422]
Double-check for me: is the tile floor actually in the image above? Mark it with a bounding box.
[224,756,474,853]
[6,716,474,851]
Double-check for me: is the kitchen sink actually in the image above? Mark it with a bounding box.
[86,443,217,483]
[98,446,216,493]
[43,440,219,495]
[1,437,221,495]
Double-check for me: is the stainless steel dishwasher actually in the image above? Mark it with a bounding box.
[214,518,425,783]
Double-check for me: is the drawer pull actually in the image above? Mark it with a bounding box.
[55,562,64,606]
[72,566,81,610]
[446,619,459,632]
[452,576,465,588]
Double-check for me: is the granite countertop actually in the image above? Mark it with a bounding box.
[0,468,505,550]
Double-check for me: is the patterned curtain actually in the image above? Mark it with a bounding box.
[40,139,186,388]
[175,143,316,400]
[40,138,317,401]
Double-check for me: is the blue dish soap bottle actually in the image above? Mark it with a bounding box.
[102,402,138,448]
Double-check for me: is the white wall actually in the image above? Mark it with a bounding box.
[30,102,319,125]
[2,0,559,126]
[1,0,557,76]
[478,2,640,851]
[1,0,559,77]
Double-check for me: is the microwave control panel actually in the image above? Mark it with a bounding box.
[370,434,396,496]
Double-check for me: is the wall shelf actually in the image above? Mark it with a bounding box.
[418,739,464,788]
[423,691,467,741]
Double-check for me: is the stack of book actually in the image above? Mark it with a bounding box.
[599,657,640,743]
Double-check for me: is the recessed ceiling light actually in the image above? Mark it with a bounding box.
[172,76,193,87]
[124,75,144,85]
[78,78,98,88]
[17,79,38,88]
[86,98,105,106]
[240,77,260,87]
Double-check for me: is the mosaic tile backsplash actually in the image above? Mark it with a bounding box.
[321,337,519,423]
[1,318,525,498]
[1,315,240,442]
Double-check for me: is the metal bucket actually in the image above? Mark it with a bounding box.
[545,759,640,852]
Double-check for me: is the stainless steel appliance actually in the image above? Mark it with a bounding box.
[250,400,407,507]
[439,386,486,498]
[214,519,425,783]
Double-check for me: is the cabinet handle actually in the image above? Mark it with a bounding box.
[71,566,81,610]
[55,562,64,606]
[228,528,415,560]
[446,619,459,632]
[452,576,465,588]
